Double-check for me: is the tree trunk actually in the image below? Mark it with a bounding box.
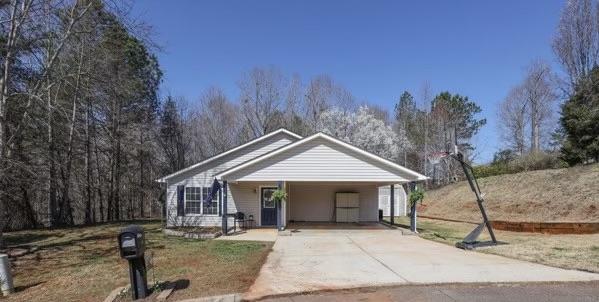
[47,88,59,226]
[60,45,83,226]
[20,186,38,229]
[139,129,145,218]
[110,95,122,221]
[60,89,78,226]
[113,132,121,221]
[93,115,105,223]
[85,100,93,224]
[531,103,540,153]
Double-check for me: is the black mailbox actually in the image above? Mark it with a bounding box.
[118,225,148,300]
[118,225,145,259]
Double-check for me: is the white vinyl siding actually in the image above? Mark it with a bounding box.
[165,132,297,227]
[169,132,296,186]
[378,185,407,217]
[224,137,415,182]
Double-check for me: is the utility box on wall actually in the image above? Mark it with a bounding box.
[335,193,359,222]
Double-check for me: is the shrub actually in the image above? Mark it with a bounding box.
[473,164,509,178]
[408,187,425,207]
[474,152,567,178]
[509,152,568,172]
[271,189,287,203]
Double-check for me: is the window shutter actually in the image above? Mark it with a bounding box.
[218,187,223,216]
[177,185,185,216]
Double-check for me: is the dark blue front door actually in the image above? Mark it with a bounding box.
[261,187,277,226]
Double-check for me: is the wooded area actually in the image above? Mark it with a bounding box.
[495,0,599,167]
[0,0,163,244]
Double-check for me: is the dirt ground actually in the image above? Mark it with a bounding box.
[422,163,599,222]
[2,221,272,302]
[389,217,599,273]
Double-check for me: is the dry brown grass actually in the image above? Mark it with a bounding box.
[3,221,272,302]
[391,217,599,273]
[422,163,599,222]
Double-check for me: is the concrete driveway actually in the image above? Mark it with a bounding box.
[244,227,599,300]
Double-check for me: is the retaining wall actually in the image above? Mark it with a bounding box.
[418,215,599,234]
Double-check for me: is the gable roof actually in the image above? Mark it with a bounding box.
[215,132,428,182]
[156,128,302,183]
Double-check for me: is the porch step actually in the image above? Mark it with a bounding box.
[278,230,292,236]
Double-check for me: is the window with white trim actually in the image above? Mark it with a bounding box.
[203,187,218,215]
[185,187,219,215]
[185,187,202,214]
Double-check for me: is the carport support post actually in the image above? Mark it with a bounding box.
[390,184,395,225]
[222,181,228,235]
[277,181,283,231]
[409,183,417,233]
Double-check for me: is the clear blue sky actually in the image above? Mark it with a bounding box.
[131,0,565,164]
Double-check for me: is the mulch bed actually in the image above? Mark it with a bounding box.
[162,227,222,239]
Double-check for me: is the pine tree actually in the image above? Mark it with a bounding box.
[560,67,599,165]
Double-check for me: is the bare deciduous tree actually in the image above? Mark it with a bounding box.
[238,66,286,137]
[499,87,528,155]
[553,0,599,90]
[193,87,241,157]
[523,61,557,152]
[499,61,557,154]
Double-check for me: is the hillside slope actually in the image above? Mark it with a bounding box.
[421,163,599,222]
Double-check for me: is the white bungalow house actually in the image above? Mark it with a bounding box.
[156,128,426,232]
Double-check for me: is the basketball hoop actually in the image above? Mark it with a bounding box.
[428,152,449,165]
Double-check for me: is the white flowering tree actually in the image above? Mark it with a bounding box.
[317,106,411,161]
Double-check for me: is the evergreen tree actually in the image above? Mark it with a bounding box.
[430,92,486,154]
[560,67,599,165]
[394,91,422,168]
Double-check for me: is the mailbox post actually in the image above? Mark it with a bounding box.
[118,225,148,300]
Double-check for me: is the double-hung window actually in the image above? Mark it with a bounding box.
[185,187,219,215]
[203,188,218,215]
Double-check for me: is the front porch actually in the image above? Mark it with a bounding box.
[216,222,391,242]
[286,221,390,230]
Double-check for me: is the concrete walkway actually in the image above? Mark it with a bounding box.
[244,228,599,300]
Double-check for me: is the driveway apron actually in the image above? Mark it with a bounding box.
[244,228,599,300]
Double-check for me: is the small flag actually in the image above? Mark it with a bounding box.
[204,178,221,204]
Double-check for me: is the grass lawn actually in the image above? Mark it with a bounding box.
[387,216,599,273]
[422,164,599,222]
[3,221,272,302]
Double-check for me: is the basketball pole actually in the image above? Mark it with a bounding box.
[433,144,502,250]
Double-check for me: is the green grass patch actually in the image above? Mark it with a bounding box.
[385,216,471,245]
[208,241,268,262]
[6,221,273,302]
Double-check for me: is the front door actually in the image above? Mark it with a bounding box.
[261,187,277,226]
